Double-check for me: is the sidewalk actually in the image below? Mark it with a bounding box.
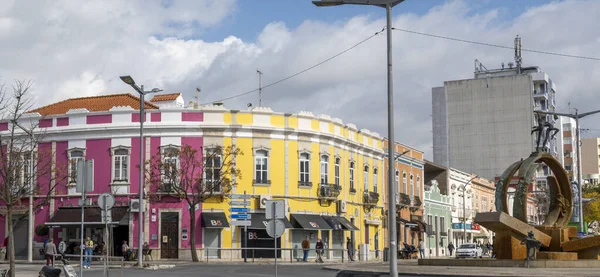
[323,260,600,277]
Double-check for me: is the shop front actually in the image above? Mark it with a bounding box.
[241,213,293,259]
[290,214,332,260]
[201,212,229,259]
[322,216,359,258]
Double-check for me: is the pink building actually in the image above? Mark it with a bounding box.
[0,92,208,260]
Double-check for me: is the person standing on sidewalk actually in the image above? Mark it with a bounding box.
[44,238,57,266]
[418,240,425,258]
[346,237,354,261]
[301,236,310,262]
[315,238,324,263]
[84,237,94,269]
[448,242,455,256]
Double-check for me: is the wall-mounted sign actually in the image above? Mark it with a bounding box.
[162,236,168,243]
[151,234,158,241]
[182,234,188,241]
[151,215,157,222]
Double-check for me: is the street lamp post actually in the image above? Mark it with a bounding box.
[535,109,600,232]
[457,176,476,244]
[312,1,405,275]
[120,76,162,267]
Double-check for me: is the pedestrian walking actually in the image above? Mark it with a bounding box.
[418,240,425,259]
[301,236,310,262]
[122,240,130,260]
[448,242,455,256]
[3,237,7,260]
[346,237,355,261]
[315,238,324,263]
[84,237,94,269]
[44,238,57,266]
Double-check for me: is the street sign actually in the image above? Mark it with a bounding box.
[231,213,251,220]
[265,200,285,220]
[231,194,252,199]
[58,241,66,254]
[101,210,112,224]
[229,201,251,206]
[98,193,115,210]
[266,219,285,238]
[76,160,94,193]
[229,207,250,213]
[230,220,252,226]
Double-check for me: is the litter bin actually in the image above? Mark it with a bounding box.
[383,248,389,262]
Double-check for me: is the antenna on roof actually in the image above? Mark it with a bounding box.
[195,87,201,106]
[514,35,522,74]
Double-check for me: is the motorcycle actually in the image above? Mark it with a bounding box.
[40,242,78,277]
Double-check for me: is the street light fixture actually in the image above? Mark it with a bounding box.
[456,176,476,244]
[535,109,600,232]
[120,75,162,267]
[312,1,406,275]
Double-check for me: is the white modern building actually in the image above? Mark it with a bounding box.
[432,37,560,182]
[558,116,579,182]
[447,168,476,246]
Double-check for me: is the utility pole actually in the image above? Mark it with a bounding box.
[257,70,263,107]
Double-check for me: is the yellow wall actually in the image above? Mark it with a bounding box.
[236,113,253,126]
[270,115,285,128]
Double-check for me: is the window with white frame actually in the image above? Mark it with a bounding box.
[482,196,488,212]
[68,149,85,185]
[334,157,340,187]
[416,175,421,198]
[299,153,310,185]
[205,148,222,192]
[363,165,369,191]
[111,147,130,183]
[395,170,400,191]
[254,149,269,184]
[402,172,407,194]
[373,168,378,193]
[349,161,355,191]
[409,174,414,199]
[23,152,35,189]
[162,146,180,185]
[320,155,328,184]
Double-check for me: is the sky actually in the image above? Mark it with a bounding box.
[0,0,599,160]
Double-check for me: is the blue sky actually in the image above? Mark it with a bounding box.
[200,0,555,42]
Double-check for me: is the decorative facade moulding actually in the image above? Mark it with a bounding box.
[297,111,315,118]
[66,108,90,114]
[250,106,274,114]
[109,106,135,112]
[318,114,332,121]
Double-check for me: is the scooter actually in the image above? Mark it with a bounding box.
[39,242,78,277]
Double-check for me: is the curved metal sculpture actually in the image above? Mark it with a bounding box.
[495,151,573,227]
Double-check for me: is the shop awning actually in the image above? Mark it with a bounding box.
[322,216,344,230]
[46,207,129,227]
[290,214,332,230]
[333,216,359,231]
[201,212,230,228]
[248,213,293,229]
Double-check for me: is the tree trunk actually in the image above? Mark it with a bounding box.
[7,206,15,277]
[189,206,199,262]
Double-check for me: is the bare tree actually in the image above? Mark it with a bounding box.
[0,80,67,277]
[145,145,242,262]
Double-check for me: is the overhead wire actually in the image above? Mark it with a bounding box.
[391,27,600,61]
[203,27,386,105]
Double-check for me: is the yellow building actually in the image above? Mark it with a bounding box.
[201,105,385,261]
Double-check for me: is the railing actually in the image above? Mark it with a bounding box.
[318,184,342,199]
[533,90,548,98]
[52,253,124,277]
[298,181,313,188]
[397,193,411,207]
[363,191,379,205]
[202,247,383,263]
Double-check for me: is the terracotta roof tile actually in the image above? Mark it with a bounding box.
[151,93,181,102]
[29,93,159,116]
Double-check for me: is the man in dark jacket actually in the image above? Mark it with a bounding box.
[346,237,354,261]
[301,236,310,262]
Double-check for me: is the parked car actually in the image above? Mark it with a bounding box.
[455,243,482,259]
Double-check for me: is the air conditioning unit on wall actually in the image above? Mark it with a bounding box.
[130,199,140,212]
[259,195,271,209]
[337,200,347,213]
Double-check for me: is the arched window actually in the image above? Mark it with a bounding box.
[410,174,414,199]
[320,155,329,184]
[334,158,341,187]
[349,161,355,191]
[363,165,369,191]
[254,150,269,184]
[402,172,407,194]
[299,153,310,186]
[373,168,378,193]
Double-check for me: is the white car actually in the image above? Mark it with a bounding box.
[455,243,483,259]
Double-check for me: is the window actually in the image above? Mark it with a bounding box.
[482,196,488,212]
[320,155,328,184]
[299,153,310,184]
[111,147,130,183]
[68,149,85,185]
[22,152,35,190]
[349,161,355,191]
[373,168,378,193]
[416,176,421,198]
[402,172,407,194]
[394,170,400,191]
[363,165,369,191]
[334,158,340,187]
[162,147,180,184]
[440,217,445,232]
[205,149,222,192]
[409,174,414,199]
[254,150,269,184]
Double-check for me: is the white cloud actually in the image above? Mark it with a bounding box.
[0,0,599,159]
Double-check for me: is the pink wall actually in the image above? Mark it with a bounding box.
[151,113,161,122]
[87,115,112,124]
[146,201,202,249]
[56,118,69,127]
[86,139,111,193]
[131,113,148,123]
[56,142,69,195]
[181,112,203,122]
[39,119,52,128]
[0,123,7,131]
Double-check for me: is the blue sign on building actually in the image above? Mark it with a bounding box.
[451,223,471,229]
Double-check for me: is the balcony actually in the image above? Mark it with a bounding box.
[533,90,548,99]
[363,191,379,205]
[318,183,342,199]
[158,183,176,194]
[298,181,313,188]
[413,196,423,207]
[397,193,411,207]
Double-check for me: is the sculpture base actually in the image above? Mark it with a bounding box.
[534,226,570,252]
[562,235,600,259]
[537,251,578,260]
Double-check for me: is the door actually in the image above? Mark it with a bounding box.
[364,224,369,246]
[160,212,179,259]
[321,230,330,258]
[332,230,343,258]
[204,229,221,259]
[13,217,28,258]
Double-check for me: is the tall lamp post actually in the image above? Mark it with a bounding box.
[535,109,600,232]
[456,176,476,244]
[120,75,162,267]
[312,1,405,275]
